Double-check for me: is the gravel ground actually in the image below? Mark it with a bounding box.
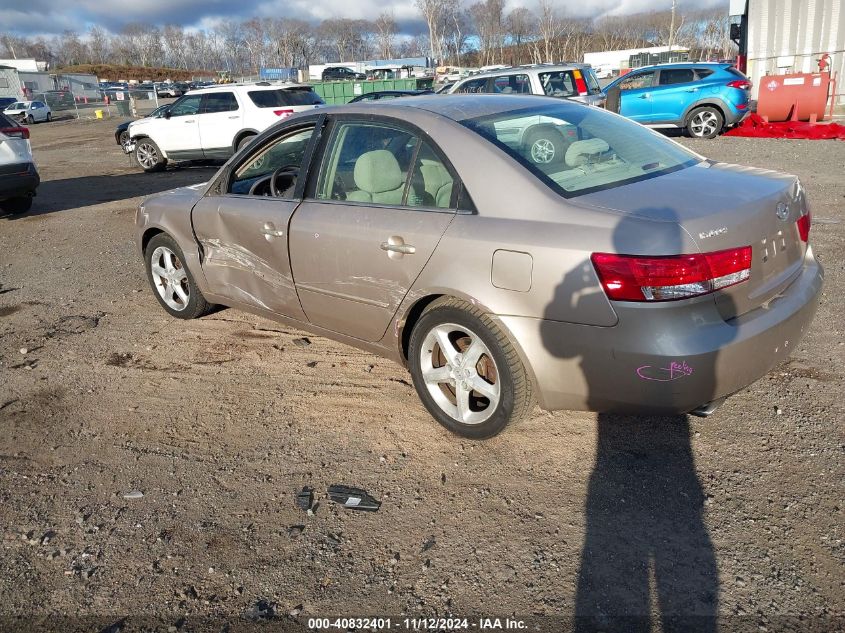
[0,118,843,632]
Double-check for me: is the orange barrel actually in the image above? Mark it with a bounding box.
[756,72,832,122]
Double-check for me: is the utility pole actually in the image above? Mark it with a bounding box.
[668,0,677,49]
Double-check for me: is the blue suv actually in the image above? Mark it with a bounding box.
[603,63,751,139]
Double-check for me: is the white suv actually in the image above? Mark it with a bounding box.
[127,82,324,172]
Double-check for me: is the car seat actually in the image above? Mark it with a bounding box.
[346,150,407,204]
[419,159,453,208]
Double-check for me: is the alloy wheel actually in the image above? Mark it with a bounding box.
[150,246,189,311]
[690,110,719,137]
[419,323,501,425]
[530,138,556,164]
[137,142,159,170]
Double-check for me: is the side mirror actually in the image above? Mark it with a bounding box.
[164,110,172,119]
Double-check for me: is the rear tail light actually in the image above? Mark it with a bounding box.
[591,247,752,302]
[273,109,294,118]
[572,69,589,95]
[727,79,752,90]
[0,126,29,139]
[797,212,811,242]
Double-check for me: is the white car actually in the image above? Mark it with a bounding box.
[0,112,39,214]
[127,82,324,172]
[3,100,52,124]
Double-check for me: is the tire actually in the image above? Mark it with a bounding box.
[0,196,33,215]
[46,112,51,122]
[408,298,533,439]
[144,233,212,319]
[26,115,34,124]
[135,137,167,172]
[236,134,256,152]
[118,130,129,146]
[523,127,566,166]
[686,106,724,139]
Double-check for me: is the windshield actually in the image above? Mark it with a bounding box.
[460,103,700,196]
[6,103,25,110]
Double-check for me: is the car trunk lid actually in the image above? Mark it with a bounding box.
[580,160,808,319]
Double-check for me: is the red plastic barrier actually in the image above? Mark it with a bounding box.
[725,113,845,140]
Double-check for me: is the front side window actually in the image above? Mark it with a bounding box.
[539,71,577,97]
[201,92,239,113]
[659,68,695,85]
[619,71,655,91]
[461,103,700,197]
[455,78,488,94]
[229,125,316,197]
[169,95,202,117]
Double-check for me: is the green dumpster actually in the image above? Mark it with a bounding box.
[114,99,131,116]
[312,78,435,104]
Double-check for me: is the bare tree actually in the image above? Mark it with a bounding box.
[416,0,449,62]
[374,12,397,60]
[87,26,110,64]
[505,7,535,65]
[536,0,560,63]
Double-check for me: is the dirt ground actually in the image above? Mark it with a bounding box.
[0,117,842,632]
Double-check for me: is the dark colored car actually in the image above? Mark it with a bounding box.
[603,63,752,139]
[0,97,17,110]
[348,89,434,103]
[322,66,366,81]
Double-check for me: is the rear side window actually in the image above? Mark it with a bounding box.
[539,71,577,97]
[493,74,531,94]
[200,92,239,113]
[455,78,489,94]
[694,68,715,80]
[659,69,695,85]
[248,89,324,107]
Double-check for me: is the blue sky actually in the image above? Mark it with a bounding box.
[4,0,727,38]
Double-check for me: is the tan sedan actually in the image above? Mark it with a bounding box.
[136,95,821,437]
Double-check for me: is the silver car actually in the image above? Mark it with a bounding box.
[135,95,822,438]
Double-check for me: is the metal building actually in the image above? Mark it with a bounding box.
[734,0,844,106]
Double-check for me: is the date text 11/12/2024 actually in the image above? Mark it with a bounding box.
[307,617,528,630]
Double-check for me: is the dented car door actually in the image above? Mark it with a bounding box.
[191,121,321,318]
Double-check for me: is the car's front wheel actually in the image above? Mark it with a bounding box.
[408,298,533,438]
[524,127,566,166]
[686,106,724,139]
[144,233,212,319]
[135,138,167,172]
[0,196,33,215]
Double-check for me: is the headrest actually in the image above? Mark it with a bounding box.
[353,150,404,194]
[565,138,610,167]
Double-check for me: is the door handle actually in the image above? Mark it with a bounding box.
[228,115,239,119]
[380,242,415,254]
[184,119,195,123]
[686,88,699,92]
[639,93,650,99]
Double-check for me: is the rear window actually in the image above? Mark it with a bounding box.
[460,103,700,197]
[583,69,603,94]
[0,113,16,127]
[248,88,324,107]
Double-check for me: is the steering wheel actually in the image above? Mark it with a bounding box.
[270,164,300,198]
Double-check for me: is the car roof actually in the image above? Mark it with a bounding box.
[629,62,732,72]
[326,93,586,123]
[191,82,312,93]
[456,63,590,81]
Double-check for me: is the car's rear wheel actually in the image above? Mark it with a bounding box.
[25,115,33,124]
[236,134,256,152]
[524,127,566,166]
[0,196,33,215]
[144,233,212,319]
[686,106,724,139]
[46,112,51,122]
[408,298,533,438]
[135,138,167,172]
